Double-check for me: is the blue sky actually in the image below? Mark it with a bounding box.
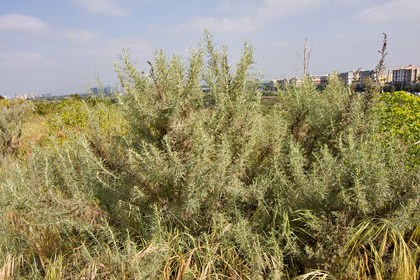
[0,0,419,97]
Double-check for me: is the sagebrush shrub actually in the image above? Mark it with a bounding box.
[111,34,420,277]
[0,104,25,156]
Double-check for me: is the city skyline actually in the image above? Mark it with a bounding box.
[1,0,419,97]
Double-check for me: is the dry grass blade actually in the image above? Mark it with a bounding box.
[131,244,160,264]
[0,255,14,280]
[344,219,419,279]
[294,270,336,280]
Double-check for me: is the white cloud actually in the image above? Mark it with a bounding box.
[270,40,290,48]
[0,13,101,44]
[0,14,50,33]
[256,0,328,19]
[357,0,420,23]
[58,28,101,44]
[68,36,154,59]
[0,51,58,68]
[70,0,130,17]
[173,16,263,34]
[174,0,330,34]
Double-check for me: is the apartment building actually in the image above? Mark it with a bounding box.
[311,74,329,87]
[359,70,375,85]
[392,65,420,84]
[339,71,357,86]
[339,68,391,87]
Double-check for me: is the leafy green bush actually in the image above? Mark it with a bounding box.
[378,91,420,162]
[43,95,119,147]
[0,99,11,108]
[33,100,58,116]
[54,97,88,129]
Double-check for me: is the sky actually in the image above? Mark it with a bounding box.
[0,0,419,97]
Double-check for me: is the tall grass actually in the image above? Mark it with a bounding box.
[0,33,419,279]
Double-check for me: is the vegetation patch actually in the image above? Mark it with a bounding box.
[1,34,419,279]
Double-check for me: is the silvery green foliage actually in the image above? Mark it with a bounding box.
[1,34,419,278]
[266,77,420,273]
[113,34,420,276]
[0,105,23,156]
[115,35,265,220]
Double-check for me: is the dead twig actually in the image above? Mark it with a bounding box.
[147,61,166,104]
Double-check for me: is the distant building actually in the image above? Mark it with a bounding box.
[274,78,291,88]
[282,77,304,87]
[392,65,420,84]
[339,69,390,87]
[269,77,295,89]
[90,86,116,95]
[378,68,392,85]
[103,86,112,94]
[311,74,329,87]
[90,87,99,94]
[266,80,277,89]
[359,70,375,86]
[339,71,357,86]
[14,93,38,100]
[269,74,331,89]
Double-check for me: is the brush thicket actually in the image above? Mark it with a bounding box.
[1,33,419,279]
